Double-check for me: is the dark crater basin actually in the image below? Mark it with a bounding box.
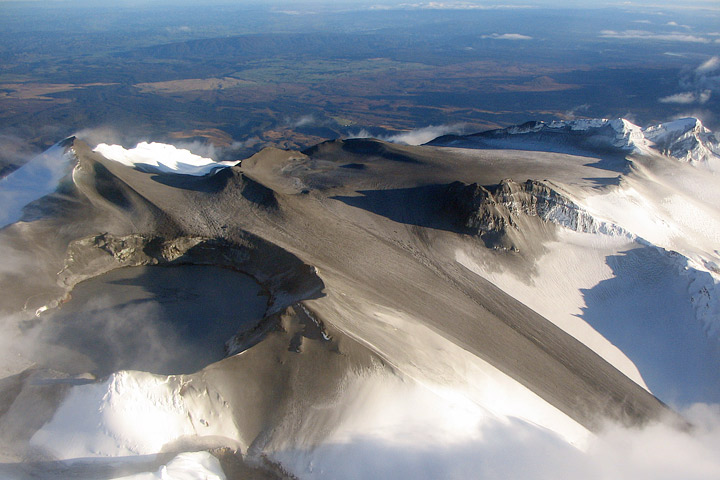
[31,265,268,377]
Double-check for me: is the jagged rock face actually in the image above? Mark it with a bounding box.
[444,179,629,250]
[644,119,720,166]
[445,181,513,236]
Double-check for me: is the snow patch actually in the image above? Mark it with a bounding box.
[455,232,650,391]
[94,142,239,176]
[113,451,226,480]
[30,370,241,460]
[0,142,74,228]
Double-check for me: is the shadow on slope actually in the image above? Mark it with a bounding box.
[332,185,459,233]
[578,246,720,406]
[304,138,423,164]
[148,166,234,192]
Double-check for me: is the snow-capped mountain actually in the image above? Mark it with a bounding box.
[1,124,720,479]
[643,117,720,167]
[429,117,720,170]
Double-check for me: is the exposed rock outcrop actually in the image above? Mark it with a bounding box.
[444,178,630,250]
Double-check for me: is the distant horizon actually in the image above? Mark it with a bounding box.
[1,0,719,8]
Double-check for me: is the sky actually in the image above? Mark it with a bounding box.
[1,0,719,7]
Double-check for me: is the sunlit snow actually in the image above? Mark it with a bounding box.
[0,143,73,228]
[94,142,239,176]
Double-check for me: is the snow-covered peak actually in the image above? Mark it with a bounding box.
[643,118,719,167]
[460,117,719,169]
[539,117,719,165]
[94,142,239,176]
[643,117,707,143]
[499,118,651,154]
[610,118,650,153]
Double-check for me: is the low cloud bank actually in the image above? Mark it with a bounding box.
[660,91,712,104]
[277,401,720,480]
[269,369,720,480]
[350,124,467,145]
[600,29,713,43]
[659,56,720,107]
[482,33,533,40]
[600,30,712,43]
[369,3,535,11]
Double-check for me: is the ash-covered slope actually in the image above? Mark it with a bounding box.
[1,130,719,479]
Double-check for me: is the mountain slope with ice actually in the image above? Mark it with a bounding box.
[430,117,720,170]
[0,139,75,228]
[1,121,719,479]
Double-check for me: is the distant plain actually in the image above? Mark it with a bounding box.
[1,2,718,168]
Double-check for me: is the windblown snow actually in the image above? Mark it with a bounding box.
[0,143,74,227]
[94,142,239,176]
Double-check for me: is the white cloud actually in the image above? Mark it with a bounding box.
[600,29,710,43]
[0,133,40,174]
[371,3,535,10]
[697,56,720,74]
[276,400,720,480]
[347,128,373,140]
[289,114,317,128]
[0,143,75,228]
[349,124,467,145]
[657,56,719,107]
[482,33,533,40]
[564,104,591,120]
[74,126,148,149]
[664,21,690,28]
[384,124,467,145]
[659,90,712,104]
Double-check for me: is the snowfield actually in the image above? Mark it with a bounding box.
[94,142,239,176]
[29,370,241,459]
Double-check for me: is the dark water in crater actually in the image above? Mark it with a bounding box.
[33,265,268,376]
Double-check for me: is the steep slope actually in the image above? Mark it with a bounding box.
[428,118,720,406]
[1,130,717,479]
